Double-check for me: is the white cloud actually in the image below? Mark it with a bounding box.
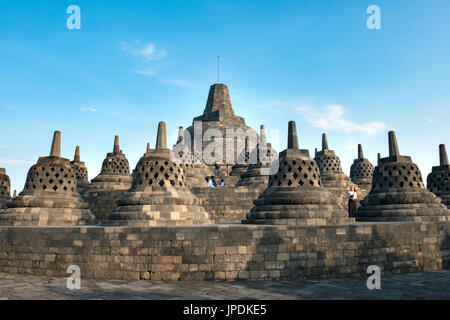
[159,78,189,87]
[0,159,33,166]
[295,104,386,135]
[134,69,156,77]
[0,145,6,149]
[121,41,167,60]
[82,107,98,112]
[427,118,433,123]
[112,112,120,117]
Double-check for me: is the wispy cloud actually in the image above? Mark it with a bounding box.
[112,112,120,117]
[295,104,386,135]
[81,107,98,112]
[0,145,6,149]
[134,69,156,77]
[0,159,33,166]
[121,41,167,60]
[158,78,189,87]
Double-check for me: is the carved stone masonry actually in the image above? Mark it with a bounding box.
[357,131,450,222]
[244,121,354,226]
[0,131,95,226]
[427,144,450,208]
[0,168,11,208]
[70,146,89,194]
[350,144,374,194]
[104,122,214,226]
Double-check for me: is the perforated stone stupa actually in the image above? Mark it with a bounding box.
[185,84,257,167]
[0,131,94,226]
[427,144,450,208]
[70,146,89,194]
[104,122,213,226]
[315,134,354,206]
[83,136,132,221]
[173,126,210,188]
[357,132,450,222]
[236,125,278,189]
[350,144,374,194]
[244,121,354,226]
[0,168,11,208]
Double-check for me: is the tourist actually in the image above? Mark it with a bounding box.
[212,177,217,187]
[207,176,214,187]
[227,164,232,176]
[220,179,225,187]
[347,185,358,218]
[215,163,221,177]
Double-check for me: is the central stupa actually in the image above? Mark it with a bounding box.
[185,84,257,166]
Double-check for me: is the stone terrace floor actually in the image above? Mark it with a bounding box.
[0,271,449,300]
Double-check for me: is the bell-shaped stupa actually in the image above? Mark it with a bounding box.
[350,144,374,194]
[315,133,354,205]
[185,84,257,168]
[0,168,11,208]
[70,146,89,194]
[244,121,354,226]
[172,126,211,188]
[0,131,94,226]
[83,135,133,220]
[357,132,450,221]
[104,122,214,226]
[427,144,450,208]
[236,125,278,189]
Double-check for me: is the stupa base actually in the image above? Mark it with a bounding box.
[356,203,450,222]
[0,207,95,226]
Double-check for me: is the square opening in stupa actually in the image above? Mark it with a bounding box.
[0,82,449,282]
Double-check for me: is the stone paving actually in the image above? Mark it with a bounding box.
[0,271,449,300]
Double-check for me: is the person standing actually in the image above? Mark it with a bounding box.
[347,185,358,218]
[215,163,221,177]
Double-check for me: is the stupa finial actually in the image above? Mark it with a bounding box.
[260,125,267,146]
[146,143,151,153]
[74,146,80,162]
[322,133,328,151]
[439,144,449,166]
[50,131,61,157]
[156,122,167,149]
[177,126,184,144]
[287,121,299,149]
[388,131,399,157]
[113,136,120,153]
[358,144,364,160]
[377,153,381,164]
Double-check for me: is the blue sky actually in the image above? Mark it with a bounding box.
[0,0,449,193]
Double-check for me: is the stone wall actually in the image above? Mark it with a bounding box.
[0,222,449,281]
[191,185,264,222]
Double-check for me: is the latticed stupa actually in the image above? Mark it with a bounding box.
[70,146,89,194]
[185,84,258,169]
[245,121,354,226]
[315,133,354,205]
[236,125,278,189]
[104,122,213,226]
[349,144,374,194]
[0,168,11,208]
[172,126,211,188]
[357,131,450,222]
[0,131,94,226]
[83,135,133,221]
[427,144,450,208]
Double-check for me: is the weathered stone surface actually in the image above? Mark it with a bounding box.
[70,146,89,195]
[315,134,354,206]
[185,84,258,166]
[83,136,132,221]
[350,144,374,194]
[427,144,450,208]
[0,131,95,226]
[245,121,354,226]
[0,221,448,281]
[357,132,450,222]
[103,122,214,226]
[0,168,11,209]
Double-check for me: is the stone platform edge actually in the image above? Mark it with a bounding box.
[0,222,449,281]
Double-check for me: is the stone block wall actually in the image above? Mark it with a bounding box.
[191,186,264,222]
[0,222,449,281]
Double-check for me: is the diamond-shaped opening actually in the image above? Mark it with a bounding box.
[159,180,165,187]
[59,179,64,185]
[53,185,58,191]
[299,180,304,186]
[148,179,153,186]
[287,180,292,186]
[51,167,55,172]
[303,173,308,179]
